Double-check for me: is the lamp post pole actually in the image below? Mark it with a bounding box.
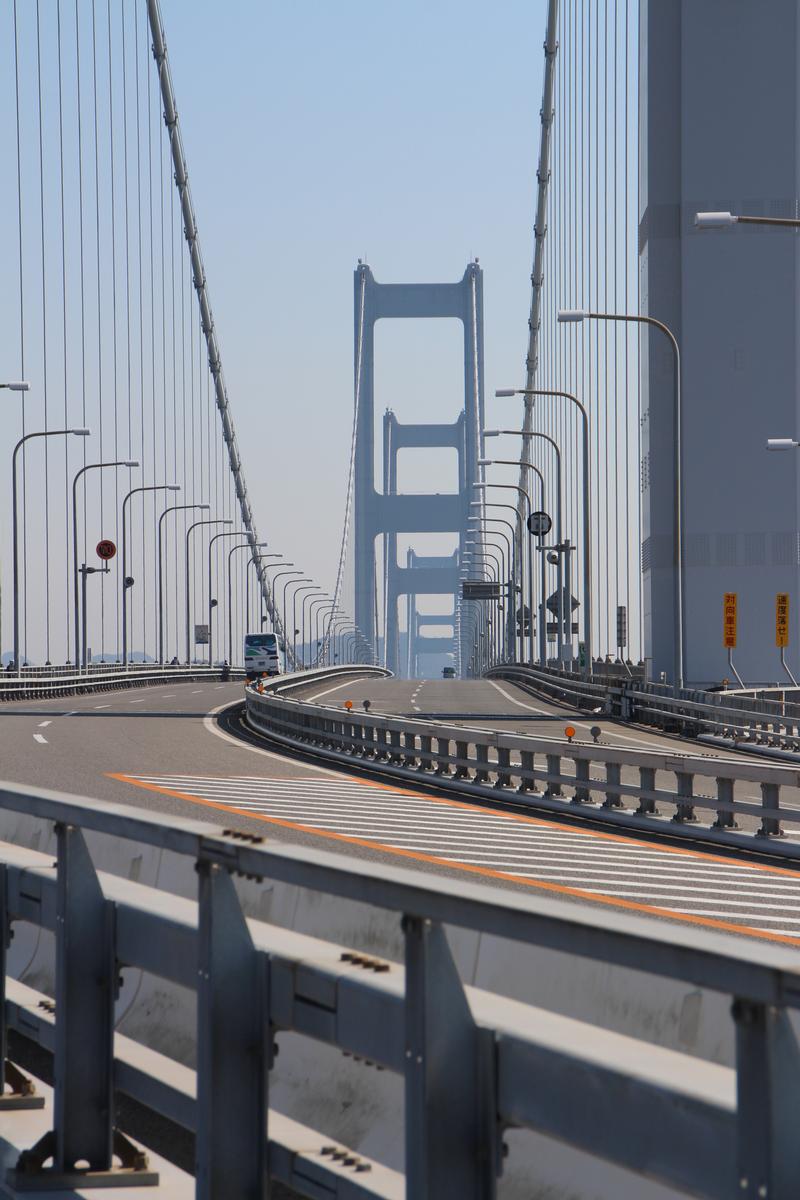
[158,503,208,664]
[475,471,542,665]
[467,528,511,661]
[468,514,515,661]
[292,585,318,668]
[71,457,138,671]
[186,519,232,663]
[121,484,179,667]
[497,386,593,676]
[471,500,525,660]
[281,576,310,664]
[225,542,256,667]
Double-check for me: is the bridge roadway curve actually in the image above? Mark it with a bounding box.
[0,678,800,951]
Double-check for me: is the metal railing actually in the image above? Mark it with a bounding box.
[488,662,800,756]
[245,679,800,860]
[0,664,244,701]
[0,778,799,1197]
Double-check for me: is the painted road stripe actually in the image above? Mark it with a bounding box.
[114,771,800,946]
[94,704,110,710]
[37,721,51,728]
[33,734,47,745]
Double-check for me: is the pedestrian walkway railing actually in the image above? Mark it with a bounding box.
[0,664,244,701]
[1,778,799,1198]
[246,678,800,861]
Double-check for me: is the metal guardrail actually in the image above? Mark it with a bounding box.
[245,681,800,860]
[0,664,244,701]
[488,663,800,757]
[1,780,799,1197]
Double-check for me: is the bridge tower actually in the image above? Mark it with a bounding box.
[353,263,484,675]
[641,0,800,683]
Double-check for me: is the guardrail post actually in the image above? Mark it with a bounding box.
[712,778,738,829]
[636,766,658,816]
[602,762,623,808]
[494,746,511,789]
[196,861,269,1200]
[435,738,452,776]
[672,772,697,823]
[546,754,563,798]
[11,825,157,1187]
[757,783,783,838]
[453,741,470,779]
[0,863,44,1112]
[419,736,434,772]
[404,916,496,1199]
[403,731,417,767]
[389,730,403,764]
[518,750,536,792]
[474,744,490,784]
[572,757,591,804]
[733,998,800,1200]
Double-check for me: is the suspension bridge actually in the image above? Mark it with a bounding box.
[0,2,798,1198]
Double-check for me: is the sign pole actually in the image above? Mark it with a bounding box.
[775,592,798,685]
[723,592,745,688]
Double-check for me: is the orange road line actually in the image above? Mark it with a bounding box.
[107,772,800,949]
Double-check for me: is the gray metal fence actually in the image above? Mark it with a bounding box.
[246,679,800,861]
[0,779,799,1197]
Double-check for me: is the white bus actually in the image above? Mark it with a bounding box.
[244,632,282,679]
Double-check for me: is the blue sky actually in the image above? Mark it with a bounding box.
[164,0,547,588]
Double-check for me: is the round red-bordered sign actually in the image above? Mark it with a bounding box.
[96,539,116,561]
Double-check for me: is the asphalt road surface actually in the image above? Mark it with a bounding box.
[1,677,800,950]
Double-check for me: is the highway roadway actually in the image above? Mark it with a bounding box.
[1,676,800,951]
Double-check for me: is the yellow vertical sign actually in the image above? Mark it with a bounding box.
[776,593,790,648]
[723,593,737,648]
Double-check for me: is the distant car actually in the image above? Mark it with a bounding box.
[442,666,456,679]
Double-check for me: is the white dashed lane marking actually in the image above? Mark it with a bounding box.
[33,734,47,745]
[37,721,51,728]
[120,773,800,944]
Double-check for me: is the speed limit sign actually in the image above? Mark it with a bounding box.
[96,539,117,561]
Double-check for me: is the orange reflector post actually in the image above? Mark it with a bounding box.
[344,700,353,711]
[564,725,576,742]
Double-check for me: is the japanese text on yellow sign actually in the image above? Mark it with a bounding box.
[776,593,790,648]
[723,593,737,649]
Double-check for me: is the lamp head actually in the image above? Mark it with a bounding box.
[694,211,738,229]
[557,309,588,323]
[482,429,500,437]
[198,502,211,510]
[477,458,493,467]
[766,438,799,451]
[6,381,31,393]
[124,459,140,468]
[494,388,517,398]
[71,427,91,437]
[167,484,181,491]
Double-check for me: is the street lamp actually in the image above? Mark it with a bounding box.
[11,428,92,674]
[246,553,282,638]
[484,428,566,661]
[71,458,138,669]
[291,583,318,668]
[767,439,800,451]
[158,503,209,664]
[0,382,30,392]
[121,484,180,666]
[497,387,593,676]
[185,519,232,663]
[299,588,325,666]
[558,306,683,684]
[695,211,800,231]
[224,541,258,667]
[477,462,542,665]
[205,532,258,666]
[281,575,310,661]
